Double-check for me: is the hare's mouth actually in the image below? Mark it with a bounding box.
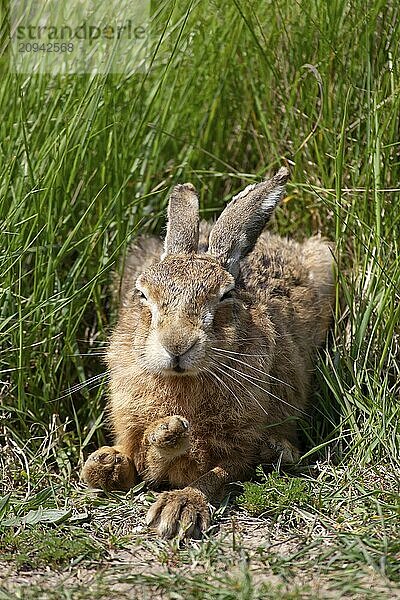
[161,360,201,377]
[141,336,205,376]
[162,363,198,377]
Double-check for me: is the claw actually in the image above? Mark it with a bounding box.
[146,488,210,539]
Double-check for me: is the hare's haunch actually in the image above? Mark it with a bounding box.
[81,168,334,538]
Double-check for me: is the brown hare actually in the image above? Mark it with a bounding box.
[81,167,334,539]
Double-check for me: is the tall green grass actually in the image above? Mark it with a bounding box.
[1,0,399,468]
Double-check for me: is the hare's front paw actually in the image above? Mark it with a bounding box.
[81,446,135,491]
[146,488,210,539]
[146,415,190,457]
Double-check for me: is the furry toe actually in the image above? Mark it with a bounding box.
[81,446,135,491]
[146,415,190,457]
[146,488,210,539]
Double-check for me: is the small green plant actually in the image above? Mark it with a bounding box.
[237,470,314,517]
[0,526,105,569]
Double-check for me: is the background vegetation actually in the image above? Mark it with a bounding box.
[0,0,399,597]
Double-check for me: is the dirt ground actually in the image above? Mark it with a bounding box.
[1,498,399,600]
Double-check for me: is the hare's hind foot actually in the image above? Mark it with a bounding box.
[260,437,300,465]
[146,487,210,539]
[81,446,135,491]
[145,415,190,458]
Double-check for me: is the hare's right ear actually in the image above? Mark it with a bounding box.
[207,167,289,277]
[161,183,199,259]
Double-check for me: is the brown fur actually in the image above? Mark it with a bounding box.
[81,169,334,539]
[162,183,199,258]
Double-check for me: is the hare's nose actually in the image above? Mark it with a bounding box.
[162,338,199,362]
[170,356,184,373]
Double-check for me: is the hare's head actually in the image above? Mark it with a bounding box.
[133,168,289,376]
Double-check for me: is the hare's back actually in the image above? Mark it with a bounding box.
[240,232,334,341]
[242,232,333,295]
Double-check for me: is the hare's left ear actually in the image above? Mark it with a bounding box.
[207,167,289,277]
[162,183,199,258]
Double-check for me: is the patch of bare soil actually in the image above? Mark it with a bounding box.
[1,503,399,600]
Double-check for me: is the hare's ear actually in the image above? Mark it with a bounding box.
[162,183,199,258]
[207,167,289,276]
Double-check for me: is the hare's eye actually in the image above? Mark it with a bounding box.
[220,289,234,302]
[135,289,148,300]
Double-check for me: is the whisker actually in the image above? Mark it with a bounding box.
[211,334,294,342]
[211,336,268,343]
[57,371,110,399]
[76,339,109,345]
[69,353,108,357]
[204,367,244,411]
[214,360,307,416]
[209,359,267,412]
[211,348,294,389]
[210,361,270,418]
[54,384,104,402]
[213,349,271,357]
